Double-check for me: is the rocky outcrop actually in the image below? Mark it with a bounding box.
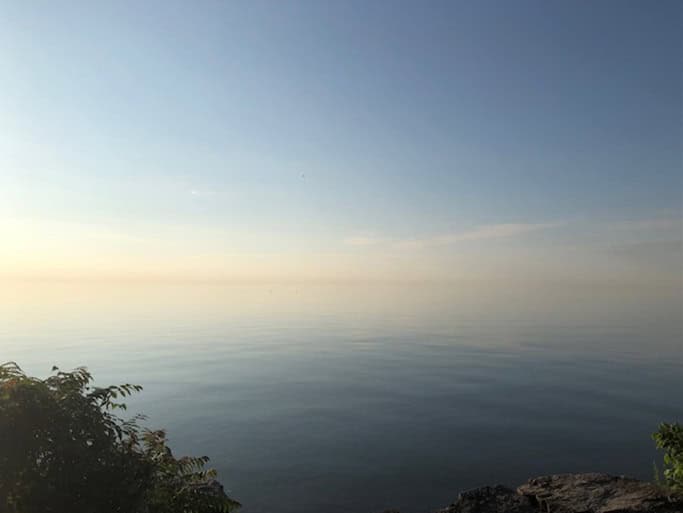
[517,473,681,513]
[414,473,681,513]
[190,479,241,509]
[439,484,535,513]
[193,478,229,498]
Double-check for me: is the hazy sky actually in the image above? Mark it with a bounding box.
[1,1,681,282]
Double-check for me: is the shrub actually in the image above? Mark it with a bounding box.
[653,422,683,493]
[0,362,239,513]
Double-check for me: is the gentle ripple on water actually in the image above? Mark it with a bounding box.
[0,282,681,513]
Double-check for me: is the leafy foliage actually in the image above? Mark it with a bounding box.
[653,422,683,493]
[0,362,239,513]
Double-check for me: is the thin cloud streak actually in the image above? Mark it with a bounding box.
[189,189,215,197]
[343,235,390,247]
[344,222,558,251]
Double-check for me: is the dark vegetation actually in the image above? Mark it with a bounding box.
[653,422,683,493]
[0,363,239,513]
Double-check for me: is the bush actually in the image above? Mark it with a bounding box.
[0,362,239,513]
[653,422,683,493]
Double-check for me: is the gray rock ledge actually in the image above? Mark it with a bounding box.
[386,473,682,513]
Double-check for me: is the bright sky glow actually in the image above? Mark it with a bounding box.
[1,1,681,283]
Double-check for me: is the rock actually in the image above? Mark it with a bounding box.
[438,484,536,513]
[383,473,682,513]
[191,478,240,507]
[517,473,682,513]
[192,478,228,498]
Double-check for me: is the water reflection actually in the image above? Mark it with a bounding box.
[0,281,681,513]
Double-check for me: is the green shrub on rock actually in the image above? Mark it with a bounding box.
[0,362,239,513]
[653,422,683,493]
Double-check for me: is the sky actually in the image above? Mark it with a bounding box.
[1,0,681,284]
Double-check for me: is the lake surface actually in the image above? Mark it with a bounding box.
[1,282,681,513]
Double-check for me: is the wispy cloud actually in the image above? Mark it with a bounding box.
[432,222,558,244]
[344,222,558,251]
[610,217,682,232]
[343,235,388,246]
[189,189,215,197]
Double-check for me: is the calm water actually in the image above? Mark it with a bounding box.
[1,282,681,513]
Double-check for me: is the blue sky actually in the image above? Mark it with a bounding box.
[1,1,681,281]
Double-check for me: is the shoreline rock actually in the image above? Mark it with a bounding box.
[439,484,534,513]
[393,473,683,513]
[518,473,680,513]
